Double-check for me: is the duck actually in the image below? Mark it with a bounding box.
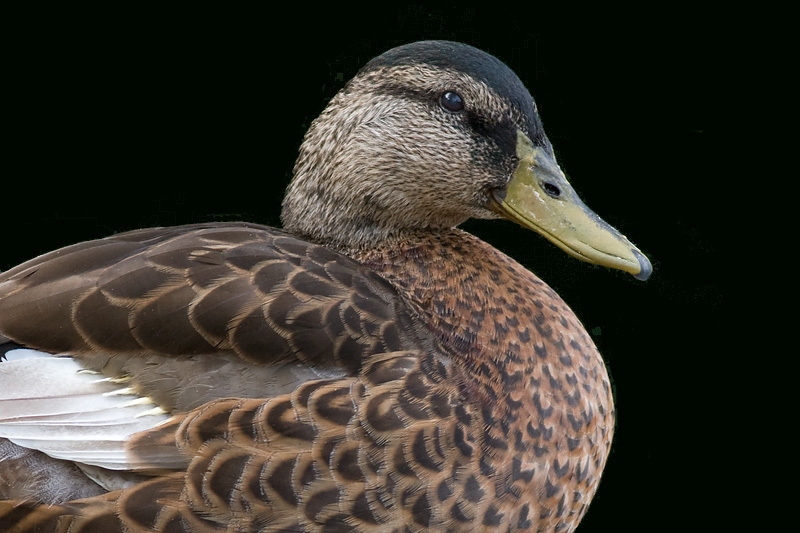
[0,40,650,532]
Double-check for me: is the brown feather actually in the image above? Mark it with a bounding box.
[1,229,611,531]
[0,223,420,412]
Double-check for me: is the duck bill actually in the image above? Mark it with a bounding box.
[490,131,652,280]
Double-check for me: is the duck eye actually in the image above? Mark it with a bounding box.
[440,91,464,112]
[542,181,561,198]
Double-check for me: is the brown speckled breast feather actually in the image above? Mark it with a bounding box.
[354,229,615,530]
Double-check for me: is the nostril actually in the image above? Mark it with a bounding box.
[542,182,561,198]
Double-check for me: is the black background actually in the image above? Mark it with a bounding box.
[5,5,732,531]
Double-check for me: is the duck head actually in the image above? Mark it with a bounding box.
[282,40,651,280]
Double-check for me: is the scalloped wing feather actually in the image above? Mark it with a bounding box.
[0,223,412,411]
[0,223,435,523]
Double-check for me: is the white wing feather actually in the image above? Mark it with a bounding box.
[0,349,169,470]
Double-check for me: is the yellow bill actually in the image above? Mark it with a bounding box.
[490,131,652,280]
